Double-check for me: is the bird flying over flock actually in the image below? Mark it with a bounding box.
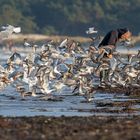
[86,27,98,34]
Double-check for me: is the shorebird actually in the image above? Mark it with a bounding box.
[137,50,140,58]
[0,24,21,39]
[83,86,96,102]
[59,38,68,48]
[41,40,54,51]
[86,27,98,34]
[19,87,36,98]
[8,52,22,65]
[0,76,11,90]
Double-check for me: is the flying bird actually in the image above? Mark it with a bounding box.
[86,27,98,34]
[0,24,21,39]
[59,38,68,48]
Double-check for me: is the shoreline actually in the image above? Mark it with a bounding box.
[4,34,91,43]
[3,34,140,43]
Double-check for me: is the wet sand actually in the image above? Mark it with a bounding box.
[0,116,140,140]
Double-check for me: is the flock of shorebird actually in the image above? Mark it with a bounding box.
[0,25,140,101]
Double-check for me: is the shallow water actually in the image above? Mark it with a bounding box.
[0,84,140,117]
[0,48,140,117]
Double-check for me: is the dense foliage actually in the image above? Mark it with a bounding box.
[0,0,140,36]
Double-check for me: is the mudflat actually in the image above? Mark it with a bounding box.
[0,116,140,140]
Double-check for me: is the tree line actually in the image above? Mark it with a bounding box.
[0,0,139,36]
